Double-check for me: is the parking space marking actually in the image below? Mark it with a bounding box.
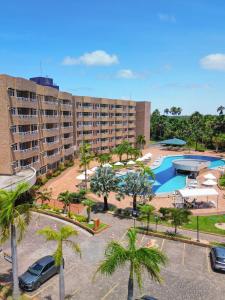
[182,243,185,265]
[100,282,119,300]
[24,281,53,299]
[160,239,165,251]
[120,229,128,242]
[206,248,211,273]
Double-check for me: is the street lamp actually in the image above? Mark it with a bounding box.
[132,209,139,228]
[196,215,200,242]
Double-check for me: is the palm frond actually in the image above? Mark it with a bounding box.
[64,240,81,257]
[37,226,60,241]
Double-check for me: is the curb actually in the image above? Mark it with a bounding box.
[32,209,109,235]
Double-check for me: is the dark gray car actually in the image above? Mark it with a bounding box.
[19,256,59,291]
[210,246,225,271]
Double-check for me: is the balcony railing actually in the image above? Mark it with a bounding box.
[17,130,38,136]
[16,146,39,153]
[17,97,37,102]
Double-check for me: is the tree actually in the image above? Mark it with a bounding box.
[137,163,155,180]
[189,112,204,150]
[79,143,94,189]
[136,135,146,150]
[217,105,225,115]
[37,226,81,300]
[119,172,153,211]
[97,153,111,166]
[212,133,225,152]
[168,208,191,234]
[164,108,170,115]
[95,229,167,300]
[129,148,141,160]
[82,199,95,223]
[90,167,120,211]
[112,140,132,161]
[139,204,155,233]
[0,182,31,299]
[58,191,73,215]
[36,188,52,206]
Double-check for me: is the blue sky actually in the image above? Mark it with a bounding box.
[0,0,225,114]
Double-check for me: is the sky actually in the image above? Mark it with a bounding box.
[0,0,225,115]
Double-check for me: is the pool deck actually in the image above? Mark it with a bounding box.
[43,146,225,216]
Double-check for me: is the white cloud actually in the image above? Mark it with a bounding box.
[62,50,119,66]
[158,13,176,23]
[200,53,225,71]
[116,69,137,79]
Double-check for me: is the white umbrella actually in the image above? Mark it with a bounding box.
[76,174,88,180]
[136,157,144,162]
[144,153,152,158]
[103,163,112,168]
[202,179,217,186]
[114,162,124,166]
[90,166,98,172]
[204,173,217,180]
[86,170,94,175]
[127,160,136,165]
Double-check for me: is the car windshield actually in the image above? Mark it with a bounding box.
[28,262,43,275]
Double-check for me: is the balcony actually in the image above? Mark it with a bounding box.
[11,115,38,125]
[63,136,73,144]
[63,147,74,156]
[42,141,60,151]
[44,153,61,165]
[14,147,39,160]
[20,160,40,171]
[10,96,38,109]
[61,126,73,134]
[41,101,59,110]
[43,128,60,138]
[128,116,136,121]
[61,115,73,122]
[41,115,60,123]
[13,130,39,142]
[61,103,72,110]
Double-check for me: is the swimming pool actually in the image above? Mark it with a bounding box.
[151,155,225,194]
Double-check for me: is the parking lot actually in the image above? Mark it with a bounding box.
[1,213,225,300]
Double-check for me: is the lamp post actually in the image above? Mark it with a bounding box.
[196,215,200,242]
[132,209,139,229]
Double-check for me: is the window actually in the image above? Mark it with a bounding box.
[8,88,15,96]
[11,143,17,151]
[10,125,17,133]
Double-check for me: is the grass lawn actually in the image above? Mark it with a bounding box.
[140,214,225,236]
[183,215,225,235]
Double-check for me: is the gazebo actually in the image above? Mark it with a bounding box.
[160,138,186,146]
[176,188,219,208]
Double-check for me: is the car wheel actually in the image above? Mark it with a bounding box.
[35,281,41,290]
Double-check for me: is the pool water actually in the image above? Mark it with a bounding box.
[151,155,225,194]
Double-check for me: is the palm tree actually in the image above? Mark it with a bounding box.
[37,225,81,300]
[58,191,72,215]
[136,135,146,150]
[139,204,155,233]
[168,208,191,234]
[0,182,31,299]
[90,167,120,211]
[97,153,112,166]
[217,105,225,115]
[119,172,153,211]
[82,199,95,223]
[36,188,52,206]
[95,228,167,300]
[129,148,141,160]
[79,143,94,189]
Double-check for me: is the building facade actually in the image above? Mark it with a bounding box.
[0,74,151,176]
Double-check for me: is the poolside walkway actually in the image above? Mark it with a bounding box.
[43,146,225,214]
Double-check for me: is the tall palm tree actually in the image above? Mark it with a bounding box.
[79,143,94,189]
[58,191,72,215]
[36,188,52,206]
[82,199,95,223]
[139,204,155,233]
[37,225,81,300]
[95,229,167,300]
[168,208,191,234]
[217,105,225,115]
[136,135,146,150]
[90,167,120,211]
[0,182,31,299]
[97,153,112,166]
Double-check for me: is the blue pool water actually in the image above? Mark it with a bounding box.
[151,155,225,194]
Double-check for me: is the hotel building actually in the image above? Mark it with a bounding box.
[0,74,151,177]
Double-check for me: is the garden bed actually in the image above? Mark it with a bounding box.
[32,208,109,235]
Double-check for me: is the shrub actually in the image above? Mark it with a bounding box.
[58,162,66,171]
[36,176,44,186]
[75,214,88,223]
[159,207,170,220]
[52,170,61,177]
[64,160,74,167]
[46,170,53,179]
[40,203,50,210]
[69,190,86,203]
